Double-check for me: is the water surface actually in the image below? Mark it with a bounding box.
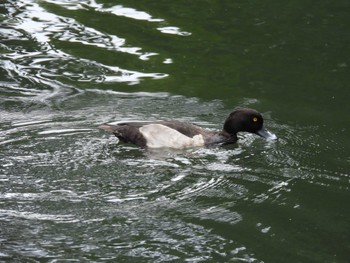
[1,0,349,262]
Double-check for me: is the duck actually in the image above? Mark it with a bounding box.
[98,108,277,149]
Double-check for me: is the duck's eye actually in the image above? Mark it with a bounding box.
[252,117,258,122]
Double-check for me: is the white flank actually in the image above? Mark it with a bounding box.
[139,124,205,149]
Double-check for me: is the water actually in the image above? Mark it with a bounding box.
[1,0,349,262]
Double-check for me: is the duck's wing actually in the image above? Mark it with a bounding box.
[157,120,207,138]
[100,120,205,136]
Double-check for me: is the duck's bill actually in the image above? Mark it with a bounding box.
[256,127,277,140]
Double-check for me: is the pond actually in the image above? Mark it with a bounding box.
[0,0,349,262]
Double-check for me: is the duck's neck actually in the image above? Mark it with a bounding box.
[204,131,236,145]
[220,131,237,143]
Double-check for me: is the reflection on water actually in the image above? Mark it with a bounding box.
[1,0,349,262]
[45,0,164,22]
[1,0,172,107]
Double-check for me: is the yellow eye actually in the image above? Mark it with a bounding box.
[253,117,258,122]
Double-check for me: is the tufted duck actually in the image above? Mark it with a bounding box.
[98,108,277,149]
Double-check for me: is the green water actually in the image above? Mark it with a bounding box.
[1,0,349,262]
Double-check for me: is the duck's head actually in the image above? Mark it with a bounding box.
[223,108,277,140]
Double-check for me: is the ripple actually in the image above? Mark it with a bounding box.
[0,189,84,203]
[157,26,192,36]
[0,209,78,223]
[252,179,292,204]
[11,119,52,127]
[98,4,164,22]
[106,195,148,204]
[1,0,171,103]
[53,19,159,60]
[38,128,94,135]
[206,162,244,172]
[45,0,164,22]
[175,177,226,199]
[1,90,346,262]
[202,206,241,221]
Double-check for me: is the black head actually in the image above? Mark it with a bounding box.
[223,108,277,140]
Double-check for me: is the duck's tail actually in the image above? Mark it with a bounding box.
[98,124,118,133]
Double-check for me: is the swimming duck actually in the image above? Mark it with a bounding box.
[99,108,277,149]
